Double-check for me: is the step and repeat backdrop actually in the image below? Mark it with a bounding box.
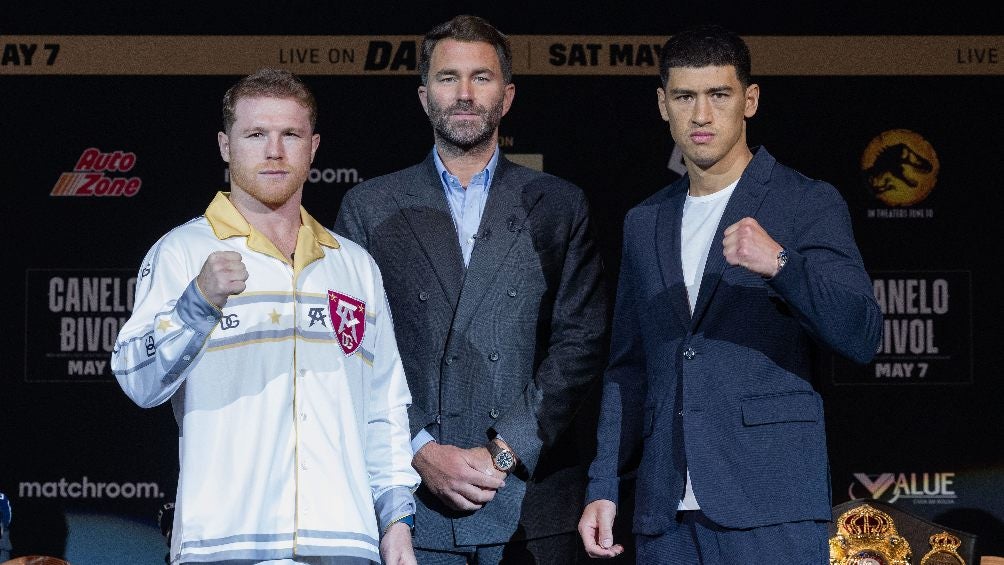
[2,31,1003,561]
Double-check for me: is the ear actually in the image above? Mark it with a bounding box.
[744,83,760,119]
[500,82,516,118]
[656,88,670,123]
[310,133,320,163]
[217,131,231,163]
[417,85,429,115]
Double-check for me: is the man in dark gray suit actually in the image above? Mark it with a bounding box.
[335,14,609,565]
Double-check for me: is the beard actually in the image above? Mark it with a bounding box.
[228,163,307,209]
[427,96,504,153]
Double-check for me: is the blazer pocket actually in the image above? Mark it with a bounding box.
[741,391,820,426]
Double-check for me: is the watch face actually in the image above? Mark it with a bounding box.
[494,450,515,471]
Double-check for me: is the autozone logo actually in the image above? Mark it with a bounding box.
[50,147,142,197]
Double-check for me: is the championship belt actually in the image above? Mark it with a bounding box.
[829,504,912,565]
[919,532,965,565]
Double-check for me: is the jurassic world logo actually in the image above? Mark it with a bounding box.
[862,129,940,219]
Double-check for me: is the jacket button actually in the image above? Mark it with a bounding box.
[489,408,500,419]
[419,291,429,301]
[489,352,499,362]
[683,347,696,360]
[507,287,517,297]
[445,356,454,365]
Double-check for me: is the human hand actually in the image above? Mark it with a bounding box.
[196,251,248,308]
[578,499,624,558]
[722,217,783,277]
[380,521,417,565]
[412,442,505,511]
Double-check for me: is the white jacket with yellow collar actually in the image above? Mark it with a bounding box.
[112,192,417,564]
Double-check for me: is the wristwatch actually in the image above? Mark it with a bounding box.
[775,248,788,276]
[487,438,517,472]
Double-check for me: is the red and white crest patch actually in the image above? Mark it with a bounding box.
[327,290,366,357]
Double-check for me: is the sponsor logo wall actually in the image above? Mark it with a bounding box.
[3,27,1002,562]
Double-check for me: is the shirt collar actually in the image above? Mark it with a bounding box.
[204,192,340,269]
[432,145,500,191]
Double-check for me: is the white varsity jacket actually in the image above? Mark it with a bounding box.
[112,192,418,564]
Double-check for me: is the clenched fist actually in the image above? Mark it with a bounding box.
[196,251,248,308]
[722,217,783,278]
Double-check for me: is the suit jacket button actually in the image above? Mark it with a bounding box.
[489,408,500,419]
[418,291,429,301]
[683,347,696,360]
[489,352,499,362]
[445,356,454,365]
[507,287,517,297]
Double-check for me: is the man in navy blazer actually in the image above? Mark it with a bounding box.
[336,15,608,565]
[578,25,882,563]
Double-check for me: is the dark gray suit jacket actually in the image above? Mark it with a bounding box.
[335,152,609,549]
[586,147,882,535]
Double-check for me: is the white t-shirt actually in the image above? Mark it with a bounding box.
[678,179,738,510]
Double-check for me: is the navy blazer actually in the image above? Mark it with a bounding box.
[336,153,609,548]
[586,147,882,534]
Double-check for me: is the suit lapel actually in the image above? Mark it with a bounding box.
[656,185,693,329]
[452,159,526,333]
[399,155,465,308]
[689,169,771,330]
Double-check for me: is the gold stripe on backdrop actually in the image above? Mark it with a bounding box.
[0,35,1000,75]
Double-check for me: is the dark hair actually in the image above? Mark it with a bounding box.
[418,14,512,85]
[658,24,752,88]
[222,68,317,133]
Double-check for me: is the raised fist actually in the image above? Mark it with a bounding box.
[196,251,248,308]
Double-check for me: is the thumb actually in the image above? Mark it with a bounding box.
[598,508,615,549]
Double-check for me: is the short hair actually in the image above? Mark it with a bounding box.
[222,68,318,133]
[658,24,752,88]
[418,14,513,86]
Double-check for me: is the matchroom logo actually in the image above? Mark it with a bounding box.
[19,476,165,500]
[862,129,940,218]
[50,147,142,197]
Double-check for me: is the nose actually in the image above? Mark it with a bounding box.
[457,78,473,101]
[266,133,284,159]
[691,96,712,127]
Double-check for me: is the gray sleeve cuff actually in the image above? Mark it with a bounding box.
[375,486,416,535]
[177,279,222,332]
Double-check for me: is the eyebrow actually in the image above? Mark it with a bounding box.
[238,125,308,135]
[435,67,496,77]
[667,84,735,96]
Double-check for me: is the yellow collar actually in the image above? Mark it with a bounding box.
[205,192,340,272]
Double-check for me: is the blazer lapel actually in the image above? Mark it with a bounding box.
[399,155,465,309]
[689,169,771,330]
[656,185,693,329]
[452,159,526,333]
